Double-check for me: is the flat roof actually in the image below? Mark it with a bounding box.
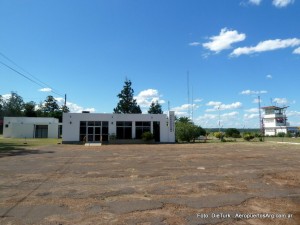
[261,106,289,110]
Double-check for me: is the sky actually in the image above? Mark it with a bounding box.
[1,0,300,128]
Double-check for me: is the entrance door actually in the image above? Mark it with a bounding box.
[153,121,160,142]
[80,121,109,142]
[35,125,48,138]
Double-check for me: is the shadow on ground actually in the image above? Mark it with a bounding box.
[0,143,54,158]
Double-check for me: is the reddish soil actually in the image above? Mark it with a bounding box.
[0,142,299,225]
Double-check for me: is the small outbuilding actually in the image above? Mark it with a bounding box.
[62,111,175,143]
[3,117,60,138]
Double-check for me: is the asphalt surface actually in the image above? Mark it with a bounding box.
[0,142,300,225]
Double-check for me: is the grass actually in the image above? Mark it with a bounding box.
[264,136,300,143]
[0,135,61,151]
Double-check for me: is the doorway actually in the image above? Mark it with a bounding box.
[153,121,160,142]
[35,125,48,138]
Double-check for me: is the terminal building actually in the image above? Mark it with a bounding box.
[262,106,298,136]
[62,111,175,143]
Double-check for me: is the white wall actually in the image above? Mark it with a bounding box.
[3,117,59,138]
[62,112,175,143]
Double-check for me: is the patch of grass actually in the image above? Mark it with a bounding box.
[0,136,61,152]
[264,136,300,143]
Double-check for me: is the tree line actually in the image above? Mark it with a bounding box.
[0,93,69,122]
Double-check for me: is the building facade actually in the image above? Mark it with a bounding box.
[262,106,298,136]
[3,117,60,138]
[62,111,175,143]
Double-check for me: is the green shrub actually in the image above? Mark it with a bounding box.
[214,132,224,140]
[277,132,285,137]
[109,133,116,140]
[141,131,154,141]
[243,132,255,141]
[225,128,241,138]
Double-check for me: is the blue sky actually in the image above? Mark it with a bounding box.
[1,0,300,128]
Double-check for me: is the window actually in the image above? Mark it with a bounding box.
[116,121,132,139]
[79,121,109,142]
[135,121,151,139]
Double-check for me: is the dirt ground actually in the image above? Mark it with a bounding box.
[0,142,300,225]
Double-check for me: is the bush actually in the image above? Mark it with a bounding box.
[285,132,293,138]
[214,132,224,140]
[225,128,241,138]
[109,133,116,140]
[141,131,154,141]
[243,132,255,141]
[175,120,206,143]
[277,132,285,137]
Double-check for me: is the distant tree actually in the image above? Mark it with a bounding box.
[113,79,142,114]
[24,101,37,117]
[243,132,255,141]
[178,117,191,123]
[42,95,60,117]
[148,100,163,114]
[225,128,241,138]
[3,92,24,117]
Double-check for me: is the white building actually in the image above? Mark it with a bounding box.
[262,106,298,136]
[3,117,60,138]
[62,111,175,143]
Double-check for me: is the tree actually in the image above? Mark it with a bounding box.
[3,92,24,117]
[225,128,241,138]
[178,117,191,123]
[113,79,142,114]
[148,100,163,114]
[42,95,60,117]
[243,132,255,141]
[0,95,4,118]
[24,101,37,117]
[175,117,206,142]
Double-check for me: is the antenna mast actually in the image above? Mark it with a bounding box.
[258,96,264,138]
[187,71,190,119]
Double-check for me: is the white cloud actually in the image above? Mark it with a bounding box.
[194,98,203,103]
[203,28,246,53]
[171,103,199,117]
[286,111,300,117]
[231,38,300,57]
[206,101,222,107]
[189,42,201,46]
[244,113,259,120]
[240,90,268,95]
[273,98,288,105]
[293,47,300,54]
[253,98,263,103]
[266,74,273,79]
[1,93,11,101]
[171,104,199,117]
[55,97,96,113]
[134,89,165,108]
[245,108,259,113]
[39,88,52,92]
[206,101,243,112]
[222,111,239,117]
[272,0,294,7]
[249,0,262,5]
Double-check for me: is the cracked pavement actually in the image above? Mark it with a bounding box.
[0,142,300,225]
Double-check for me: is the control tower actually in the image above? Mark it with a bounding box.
[261,106,296,136]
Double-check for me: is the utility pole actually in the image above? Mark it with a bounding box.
[258,96,264,139]
[64,94,67,107]
[187,71,190,119]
